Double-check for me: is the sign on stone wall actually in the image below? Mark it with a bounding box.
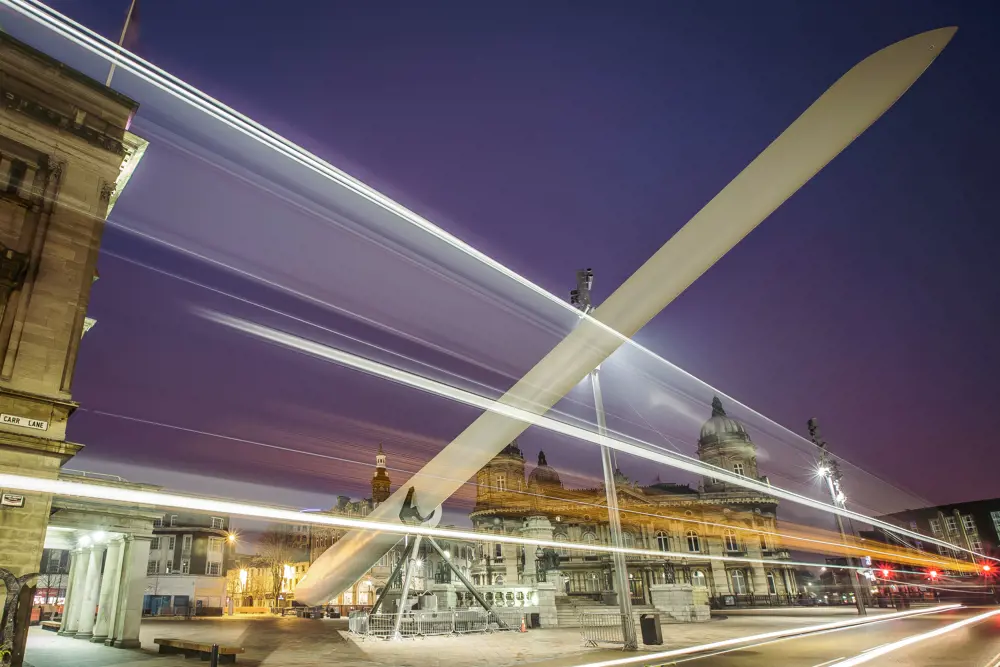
[0,414,47,431]
[0,494,25,508]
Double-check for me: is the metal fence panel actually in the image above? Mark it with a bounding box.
[579,612,628,647]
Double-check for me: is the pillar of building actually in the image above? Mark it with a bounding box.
[91,538,124,642]
[745,541,768,596]
[110,535,152,648]
[58,548,88,635]
[521,516,554,585]
[536,582,558,627]
[705,538,731,596]
[74,544,107,639]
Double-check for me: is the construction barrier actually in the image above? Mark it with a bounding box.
[348,608,527,639]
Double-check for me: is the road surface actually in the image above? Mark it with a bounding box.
[656,606,1000,667]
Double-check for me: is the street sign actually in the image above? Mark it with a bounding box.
[1,493,25,508]
[0,414,48,431]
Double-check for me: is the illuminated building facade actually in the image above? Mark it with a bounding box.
[470,397,799,608]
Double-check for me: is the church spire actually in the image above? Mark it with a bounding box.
[372,443,391,504]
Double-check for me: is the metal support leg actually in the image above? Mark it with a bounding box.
[592,369,638,649]
[425,537,508,630]
[370,539,413,617]
[392,536,422,639]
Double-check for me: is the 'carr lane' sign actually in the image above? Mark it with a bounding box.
[1,413,48,430]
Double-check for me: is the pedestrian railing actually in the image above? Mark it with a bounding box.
[579,611,631,647]
[348,608,527,639]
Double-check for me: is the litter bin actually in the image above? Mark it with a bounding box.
[639,613,662,646]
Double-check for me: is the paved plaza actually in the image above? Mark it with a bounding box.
[23,609,895,667]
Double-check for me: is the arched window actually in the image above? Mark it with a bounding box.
[494,543,504,563]
[554,533,569,557]
[495,474,507,492]
[686,531,700,553]
[494,574,505,586]
[691,570,707,587]
[733,462,745,477]
[731,570,747,595]
[724,529,740,552]
[766,571,777,595]
[655,531,669,552]
[622,532,636,549]
[582,532,597,556]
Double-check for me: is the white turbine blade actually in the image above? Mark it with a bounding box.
[311,27,959,605]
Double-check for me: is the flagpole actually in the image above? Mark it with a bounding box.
[105,0,137,87]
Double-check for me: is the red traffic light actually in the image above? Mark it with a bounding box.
[983,564,992,573]
[928,569,938,579]
[881,568,891,577]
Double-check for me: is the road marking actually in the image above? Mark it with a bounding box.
[860,641,891,653]
[828,608,1000,666]
[811,659,846,667]
[982,649,1000,667]
[569,605,959,667]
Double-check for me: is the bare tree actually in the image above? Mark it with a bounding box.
[257,527,296,606]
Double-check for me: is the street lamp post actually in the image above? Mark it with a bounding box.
[571,269,638,650]
[808,418,866,616]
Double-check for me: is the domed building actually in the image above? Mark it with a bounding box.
[470,396,798,613]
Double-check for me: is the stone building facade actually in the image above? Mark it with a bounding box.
[0,32,146,663]
[470,397,798,608]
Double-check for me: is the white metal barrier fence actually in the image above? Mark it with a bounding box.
[579,612,631,647]
[349,608,528,639]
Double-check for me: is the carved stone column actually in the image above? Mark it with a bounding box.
[91,538,123,642]
[74,544,107,639]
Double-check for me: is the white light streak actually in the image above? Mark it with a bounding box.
[0,471,880,573]
[0,0,907,482]
[204,311,992,563]
[828,608,1000,666]
[566,605,960,667]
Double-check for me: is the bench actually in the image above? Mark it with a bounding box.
[40,621,60,632]
[153,638,245,664]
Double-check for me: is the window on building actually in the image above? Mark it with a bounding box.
[929,519,942,534]
[962,515,977,533]
[209,538,223,552]
[181,560,190,575]
[168,536,176,551]
[147,560,160,575]
[583,532,598,556]
[992,511,1000,537]
[971,539,984,553]
[686,531,700,553]
[945,516,958,533]
[150,537,160,550]
[733,463,745,477]
[170,515,178,527]
[494,575,504,585]
[152,518,163,528]
[206,562,221,576]
[724,530,740,552]
[691,570,707,587]
[211,517,224,529]
[495,474,506,492]
[165,561,172,574]
[494,543,504,563]
[759,533,768,551]
[731,569,747,595]
[622,532,635,549]
[655,531,669,552]
[182,535,192,554]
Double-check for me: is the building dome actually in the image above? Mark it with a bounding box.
[528,451,561,488]
[496,439,524,461]
[698,397,750,447]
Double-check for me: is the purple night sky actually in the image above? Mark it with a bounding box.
[11,1,999,515]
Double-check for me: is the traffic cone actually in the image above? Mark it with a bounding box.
[520,616,527,632]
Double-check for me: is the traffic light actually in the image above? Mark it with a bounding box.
[928,569,938,580]
[881,568,891,578]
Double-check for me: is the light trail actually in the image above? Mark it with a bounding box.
[828,607,1000,666]
[80,408,959,570]
[0,471,877,573]
[564,605,960,667]
[0,0,907,485]
[203,310,990,565]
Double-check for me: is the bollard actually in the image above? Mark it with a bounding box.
[210,643,220,667]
